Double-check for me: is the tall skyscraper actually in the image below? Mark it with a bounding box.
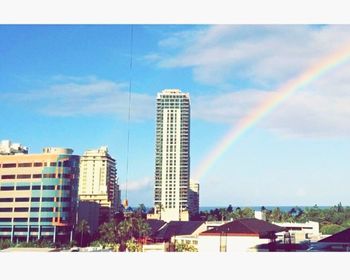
[154,89,190,222]
[78,146,120,224]
[0,147,80,243]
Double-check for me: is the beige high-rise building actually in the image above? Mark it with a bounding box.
[154,89,190,222]
[188,180,199,218]
[78,146,119,223]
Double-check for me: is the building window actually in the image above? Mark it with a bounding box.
[31,197,40,202]
[40,218,52,222]
[14,218,28,222]
[2,163,16,168]
[50,162,57,167]
[1,175,15,179]
[30,218,38,222]
[30,207,40,212]
[43,185,55,190]
[0,186,14,191]
[14,207,28,212]
[33,162,43,167]
[42,197,54,202]
[0,218,12,222]
[16,186,30,190]
[18,163,32,168]
[17,174,31,179]
[15,197,30,202]
[32,185,41,190]
[33,174,42,179]
[0,198,13,202]
[43,174,56,179]
[0,208,12,212]
[41,207,54,212]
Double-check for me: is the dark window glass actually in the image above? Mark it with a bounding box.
[50,162,57,167]
[14,207,28,212]
[30,218,38,222]
[33,162,43,167]
[43,174,56,179]
[18,163,32,168]
[0,218,11,222]
[43,185,55,190]
[14,218,28,222]
[40,218,52,222]
[14,227,27,232]
[42,197,54,202]
[15,197,29,202]
[0,186,14,191]
[41,227,54,232]
[32,185,41,190]
[17,174,31,179]
[0,198,13,202]
[41,207,53,212]
[0,227,12,231]
[33,174,42,179]
[63,161,71,167]
[16,186,30,190]
[62,207,71,212]
[62,185,71,190]
[1,175,15,179]
[0,208,12,212]
[30,207,40,212]
[31,197,40,202]
[2,163,16,168]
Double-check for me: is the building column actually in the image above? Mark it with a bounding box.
[53,225,56,243]
[10,224,14,243]
[26,225,30,243]
[38,225,41,240]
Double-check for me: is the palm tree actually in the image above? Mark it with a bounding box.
[98,220,117,243]
[77,220,90,247]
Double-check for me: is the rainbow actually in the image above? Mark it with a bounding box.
[193,43,350,181]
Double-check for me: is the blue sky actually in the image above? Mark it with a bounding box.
[1,24,350,207]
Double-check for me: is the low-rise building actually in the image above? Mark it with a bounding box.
[273,221,320,243]
[198,218,285,252]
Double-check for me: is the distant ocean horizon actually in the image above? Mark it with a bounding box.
[199,205,337,212]
[132,205,342,212]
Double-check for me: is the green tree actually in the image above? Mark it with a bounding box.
[99,220,118,243]
[77,219,90,247]
[321,224,345,235]
[175,243,198,252]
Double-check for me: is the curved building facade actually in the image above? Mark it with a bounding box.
[0,148,80,243]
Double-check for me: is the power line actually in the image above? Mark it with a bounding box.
[124,24,134,204]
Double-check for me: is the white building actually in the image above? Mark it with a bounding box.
[154,89,191,222]
[273,221,321,243]
[78,146,120,223]
[0,140,28,155]
[198,218,285,252]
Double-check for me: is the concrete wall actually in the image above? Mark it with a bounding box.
[198,235,270,252]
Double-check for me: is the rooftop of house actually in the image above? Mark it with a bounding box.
[200,218,285,237]
[318,227,350,243]
[154,221,204,241]
[145,219,167,236]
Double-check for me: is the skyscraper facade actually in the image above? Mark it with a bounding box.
[0,147,80,243]
[78,146,120,224]
[188,181,200,218]
[154,89,190,222]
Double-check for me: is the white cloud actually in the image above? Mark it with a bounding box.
[120,176,153,191]
[192,60,350,138]
[154,25,350,86]
[1,76,154,120]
